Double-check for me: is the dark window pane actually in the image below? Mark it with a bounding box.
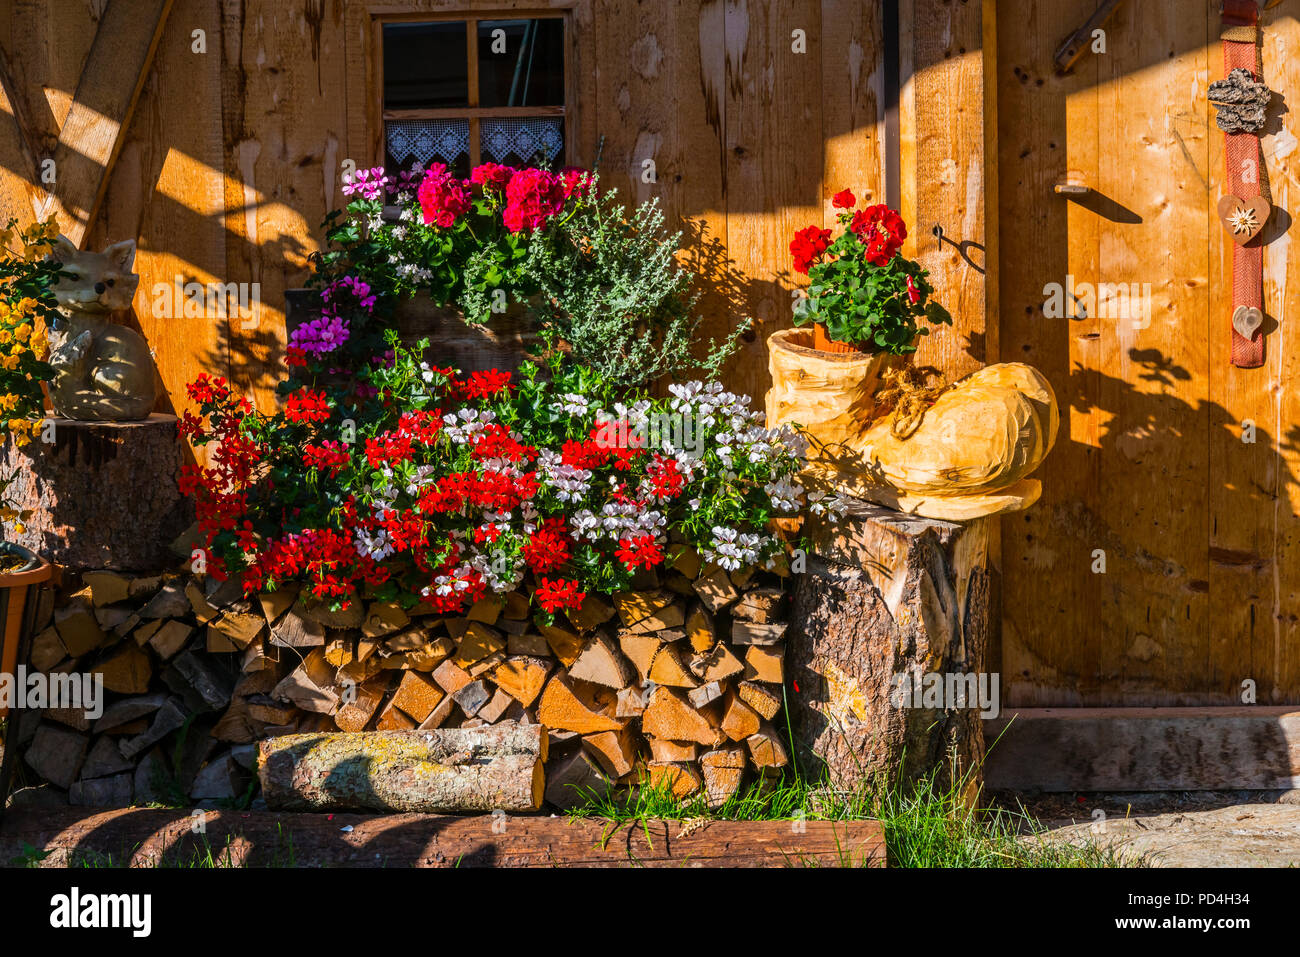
[383,22,469,108]
[477,18,564,108]
[480,118,564,169]
[386,119,470,178]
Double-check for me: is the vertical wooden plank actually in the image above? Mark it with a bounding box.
[592,0,731,381]
[723,0,823,405]
[220,0,349,411]
[997,0,1104,706]
[0,0,59,225]
[87,0,226,430]
[1210,0,1300,705]
[820,0,885,218]
[45,0,176,245]
[898,0,994,381]
[1090,0,1211,703]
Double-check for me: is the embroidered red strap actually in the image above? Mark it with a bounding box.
[1223,0,1266,368]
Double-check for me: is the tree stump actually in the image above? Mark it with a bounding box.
[258,724,547,812]
[1,414,191,571]
[789,499,991,797]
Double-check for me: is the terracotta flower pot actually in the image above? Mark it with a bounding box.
[0,542,52,822]
[0,543,52,718]
[812,322,873,355]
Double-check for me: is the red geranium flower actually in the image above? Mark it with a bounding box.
[535,577,586,614]
[502,168,566,233]
[790,225,832,275]
[303,440,350,475]
[463,369,512,400]
[522,517,571,573]
[850,204,907,267]
[615,535,664,572]
[284,388,331,424]
[832,188,856,209]
[418,162,472,228]
[644,454,685,502]
[559,166,593,199]
[470,162,516,192]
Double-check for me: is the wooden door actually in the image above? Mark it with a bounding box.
[997,0,1300,706]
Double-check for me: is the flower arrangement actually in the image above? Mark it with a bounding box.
[180,336,835,620]
[307,163,739,389]
[790,191,951,353]
[313,161,588,333]
[0,217,59,539]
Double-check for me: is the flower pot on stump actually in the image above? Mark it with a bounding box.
[0,543,53,819]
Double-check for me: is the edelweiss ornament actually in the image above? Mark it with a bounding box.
[1217,194,1270,245]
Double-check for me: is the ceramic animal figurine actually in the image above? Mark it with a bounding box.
[45,235,155,421]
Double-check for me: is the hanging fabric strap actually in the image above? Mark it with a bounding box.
[1221,0,1267,368]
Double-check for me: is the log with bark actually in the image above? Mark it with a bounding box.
[1,415,192,570]
[0,806,886,867]
[257,724,547,812]
[790,498,990,798]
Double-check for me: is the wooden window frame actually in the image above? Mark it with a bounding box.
[371,9,574,170]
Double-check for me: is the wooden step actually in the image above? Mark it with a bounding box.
[984,707,1300,791]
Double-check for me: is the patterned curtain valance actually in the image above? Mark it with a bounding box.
[386,119,470,168]
[480,117,564,164]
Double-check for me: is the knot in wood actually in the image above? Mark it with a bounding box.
[1208,67,1271,134]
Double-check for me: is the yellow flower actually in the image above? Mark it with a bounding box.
[13,323,30,342]
[0,330,10,345]
[0,354,20,371]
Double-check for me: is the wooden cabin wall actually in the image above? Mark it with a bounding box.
[998,0,1300,706]
[0,0,942,418]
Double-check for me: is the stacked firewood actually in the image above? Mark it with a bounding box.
[13,547,791,810]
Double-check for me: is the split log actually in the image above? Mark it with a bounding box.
[790,499,990,797]
[258,723,547,812]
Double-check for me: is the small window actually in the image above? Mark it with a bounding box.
[381,16,567,178]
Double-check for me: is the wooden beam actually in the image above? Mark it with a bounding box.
[46,0,176,246]
[0,44,41,225]
[985,707,1300,791]
[0,807,886,868]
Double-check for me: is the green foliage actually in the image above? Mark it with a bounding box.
[521,186,747,387]
[791,204,952,352]
[0,217,60,438]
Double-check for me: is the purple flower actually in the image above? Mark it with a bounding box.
[387,169,422,197]
[289,313,350,355]
[322,275,376,313]
[342,167,389,201]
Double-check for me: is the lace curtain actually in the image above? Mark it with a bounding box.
[386,119,470,168]
[386,117,564,169]
[480,117,564,164]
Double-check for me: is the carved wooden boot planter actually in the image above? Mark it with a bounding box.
[768,328,1059,522]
